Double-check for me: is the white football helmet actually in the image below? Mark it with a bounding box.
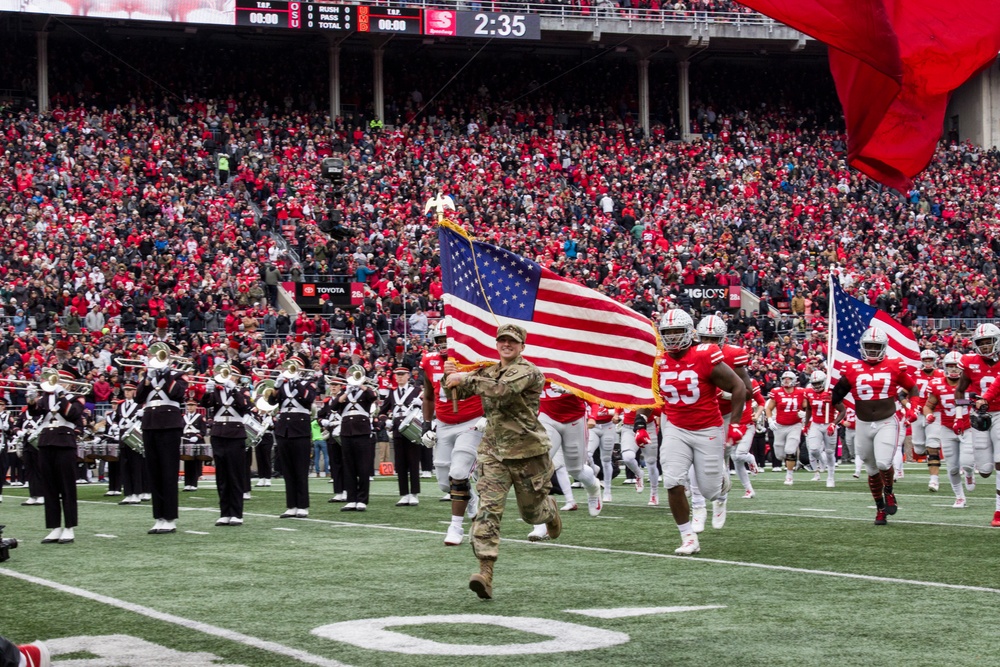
[943,351,963,379]
[659,309,694,352]
[973,323,1000,359]
[696,315,727,346]
[781,371,797,388]
[859,327,888,362]
[920,349,938,370]
[431,319,448,354]
[809,370,827,391]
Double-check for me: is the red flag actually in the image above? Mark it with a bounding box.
[739,0,1000,191]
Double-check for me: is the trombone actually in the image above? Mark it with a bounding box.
[251,379,278,413]
[146,342,194,373]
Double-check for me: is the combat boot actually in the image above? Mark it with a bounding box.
[545,497,562,540]
[469,560,494,599]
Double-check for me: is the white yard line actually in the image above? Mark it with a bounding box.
[0,569,353,667]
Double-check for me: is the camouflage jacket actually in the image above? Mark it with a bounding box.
[453,355,550,460]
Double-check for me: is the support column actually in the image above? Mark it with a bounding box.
[678,58,690,141]
[372,47,384,123]
[637,57,650,137]
[37,31,49,114]
[328,43,341,123]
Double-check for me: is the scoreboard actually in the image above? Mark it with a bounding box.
[233,1,540,39]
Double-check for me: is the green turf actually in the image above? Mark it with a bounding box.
[2,465,999,666]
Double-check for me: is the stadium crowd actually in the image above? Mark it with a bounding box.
[0,36,997,412]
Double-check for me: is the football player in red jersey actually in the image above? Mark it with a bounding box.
[924,352,974,508]
[619,406,660,505]
[636,309,746,556]
[765,370,810,486]
[962,324,1000,526]
[832,327,916,525]
[804,370,837,487]
[587,403,618,501]
[527,380,602,540]
[696,315,756,504]
[911,350,944,491]
[420,320,485,546]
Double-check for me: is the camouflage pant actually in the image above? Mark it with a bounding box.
[471,450,557,562]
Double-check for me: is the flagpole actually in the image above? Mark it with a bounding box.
[827,273,836,387]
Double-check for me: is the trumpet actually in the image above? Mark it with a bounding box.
[251,379,278,413]
[146,342,194,372]
[252,367,283,380]
[115,357,148,370]
[325,374,378,389]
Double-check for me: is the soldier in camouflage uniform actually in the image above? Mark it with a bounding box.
[445,323,562,600]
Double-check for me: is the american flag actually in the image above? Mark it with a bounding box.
[438,222,661,408]
[829,276,919,395]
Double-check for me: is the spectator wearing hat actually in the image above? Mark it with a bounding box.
[381,363,423,506]
[27,368,86,544]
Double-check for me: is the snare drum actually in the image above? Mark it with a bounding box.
[103,441,120,462]
[244,414,266,450]
[76,442,88,462]
[82,440,103,463]
[122,424,144,456]
[194,443,214,462]
[180,441,198,461]
[399,410,424,444]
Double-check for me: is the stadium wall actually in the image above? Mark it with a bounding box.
[948,58,1000,150]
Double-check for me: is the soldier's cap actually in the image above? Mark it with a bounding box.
[496,323,527,344]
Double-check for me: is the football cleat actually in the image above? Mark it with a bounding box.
[587,493,602,517]
[634,473,644,492]
[826,479,835,488]
[444,524,465,546]
[748,460,760,475]
[602,490,613,503]
[952,497,967,509]
[691,506,707,533]
[874,509,887,525]
[784,473,794,486]
[561,501,578,512]
[742,489,756,499]
[965,472,976,492]
[711,498,727,529]
[675,531,700,555]
[928,479,940,492]
[648,493,659,507]
[992,511,1000,528]
[466,494,479,519]
[811,472,821,482]
[885,492,898,515]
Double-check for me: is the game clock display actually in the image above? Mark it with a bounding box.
[457,11,541,39]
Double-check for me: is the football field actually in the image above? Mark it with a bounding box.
[2,465,999,667]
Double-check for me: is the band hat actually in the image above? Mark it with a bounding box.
[496,323,527,344]
[123,382,136,390]
[58,369,76,381]
[393,364,412,373]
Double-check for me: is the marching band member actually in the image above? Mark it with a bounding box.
[110,383,146,505]
[28,369,85,544]
[421,320,484,546]
[382,363,423,506]
[0,398,10,504]
[201,365,250,526]
[317,397,346,502]
[267,356,317,518]
[135,344,189,535]
[253,407,275,488]
[17,408,45,506]
[181,398,206,491]
[334,365,378,512]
